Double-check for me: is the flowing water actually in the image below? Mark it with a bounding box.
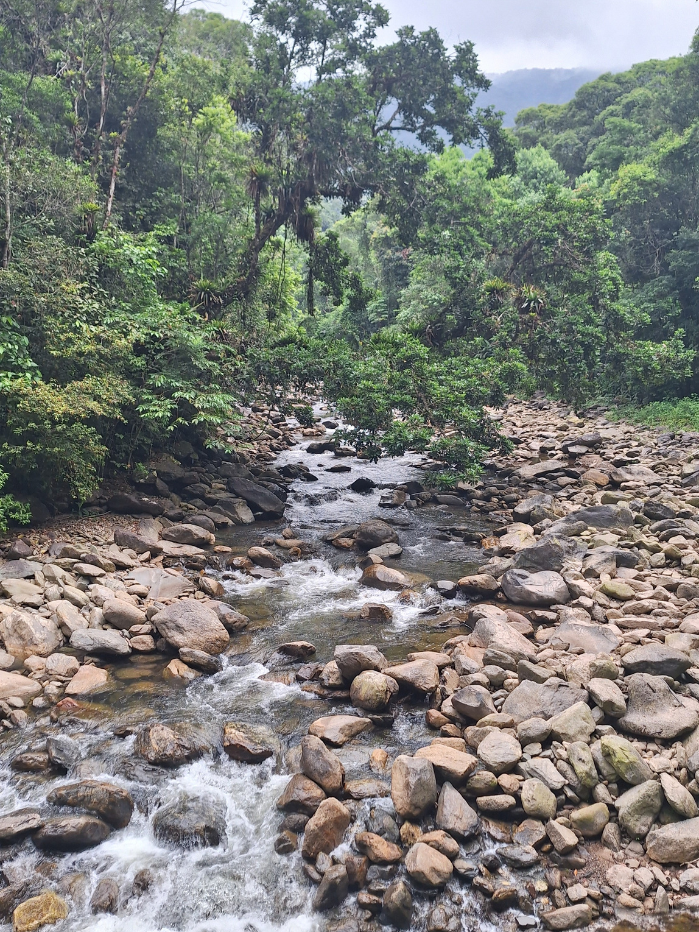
[0,431,509,932]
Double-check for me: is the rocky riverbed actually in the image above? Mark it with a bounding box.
[4,399,699,931]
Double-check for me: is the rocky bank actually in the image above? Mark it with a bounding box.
[4,399,699,931]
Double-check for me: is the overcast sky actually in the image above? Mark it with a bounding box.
[193,0,699,72]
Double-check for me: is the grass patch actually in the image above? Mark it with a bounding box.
[607,397,699,432]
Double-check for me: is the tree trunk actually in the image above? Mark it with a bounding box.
[1,140,11,270]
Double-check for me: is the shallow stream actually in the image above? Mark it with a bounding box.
[0,432,503,931]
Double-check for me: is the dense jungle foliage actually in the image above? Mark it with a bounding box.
[1,0,699,511]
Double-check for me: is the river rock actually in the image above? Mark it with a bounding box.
[469,606,536,662]
[646,817,699,863]
[222,724,275,763]
[44,653,79,678]
[0,809,43,842]
[226,477,285,516]
[108,492,164,516]
[618,673,699,739]
[0,610,62,661]
[660,772,699,818]
[621,644,692,678]
[501,569,570,606]
[70,628,131,657]
[276,774,327,814]
[300,735,345,795]
[302,797,351,859]
[313,863,348,911]
[521,779,557,820]
[102,599,147,630]
[405,842,453,887]
[91,877,119,914]
[513,535,586,573]
[541,904,592,930]
[152,794,227,848]
[334,645,387,681]
[12,892,68,932]
[546,820,578,854]
[414,744,478,784]
[361,564,412,591]
[162,524,214,546]
[457,574,499,594]
[152,599,229,655]
[381,881,413,929]
[570,802,609,837]
[436,782,479,840]
[354,520,399,549]
[350,670,398,711]
[615,781,663,838]
[477,731,522,774]
[384,660,439,694]
[451,684,497,721]
[47,781,134,828]
[47,735,80,770]
[555,621,620,654]
[134,723,200,767]
[114,527,163,555]
[179,647,222,674]
[548,701,596,743]
[517,460,568,481]
[308,715,373,746]
[0,671,41,702]
[587,678,626,716]
[33,815,111,851]
[65,665,109,695]
[599,735,653,784]
[391,755,437,819]
[54,600,87,637]
[501,679,588,723]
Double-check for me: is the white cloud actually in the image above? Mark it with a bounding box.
[192,0,699,72]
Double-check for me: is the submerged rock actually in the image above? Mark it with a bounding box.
[152,794,227,848]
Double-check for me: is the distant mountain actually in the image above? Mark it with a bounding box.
[479,68,604,126]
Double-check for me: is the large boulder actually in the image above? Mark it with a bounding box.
[334,644,387,682]
[12,892,68,932]
[615,781,663,839]
[405,842,453,887]
[501,679,588,723]
[0,610,62,660]
[70,628,131,657]
[0,671,42,702]
[435,782,478,840]
[226,477,285,516]
[350,670,398,711]
[308,715,373,747]
[0,809,43,843]
[621,644,692,679]
[47,781,133,829]
[152,600,229,655]
[547,504,634,535]
[501,569,570,606]
[646,818,699,864]
[361,565,412,591]
[107,493,164,516]
[477,731,522,774]
[554,621,619,655]
[134,724,200,767]
[33,816,111,851]
[276,774,326,815]
[383,660,439,695]
[469,605,536,662]
[414,745,477,785]
[599,735,653,785]
[301,797,350,860]
[354,520,399,550]
[162,524,215,547]
[618,673,699,740]
[391,755,437,820]
[452,685,497,721]
[152,794,227,848]
[222,724,276,764]
[513,536,586,573]
[300,735,345,795]
[102,599,147,630]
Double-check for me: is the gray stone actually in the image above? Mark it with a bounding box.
[501,569,570,606]
[152,599,229,655]
[391,755,437,820]
[599,735,653,785]
[0,610,62,660]
[334,644,387,682]
[70,628,131,657]
[622,644,692,679]
[501,679,588,723]
[435,782,479,840]
[587,678,626,717]
[619,673,699,740]
[647,818,699,864]
[615,781,663,839]
[152,794,227,848]
[548,702,596,743]
[660,772,699,819]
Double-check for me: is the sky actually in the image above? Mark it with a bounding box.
[193,0,699,73]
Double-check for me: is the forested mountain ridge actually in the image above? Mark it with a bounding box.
[480,68,603,127]
[1,0,698,522]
